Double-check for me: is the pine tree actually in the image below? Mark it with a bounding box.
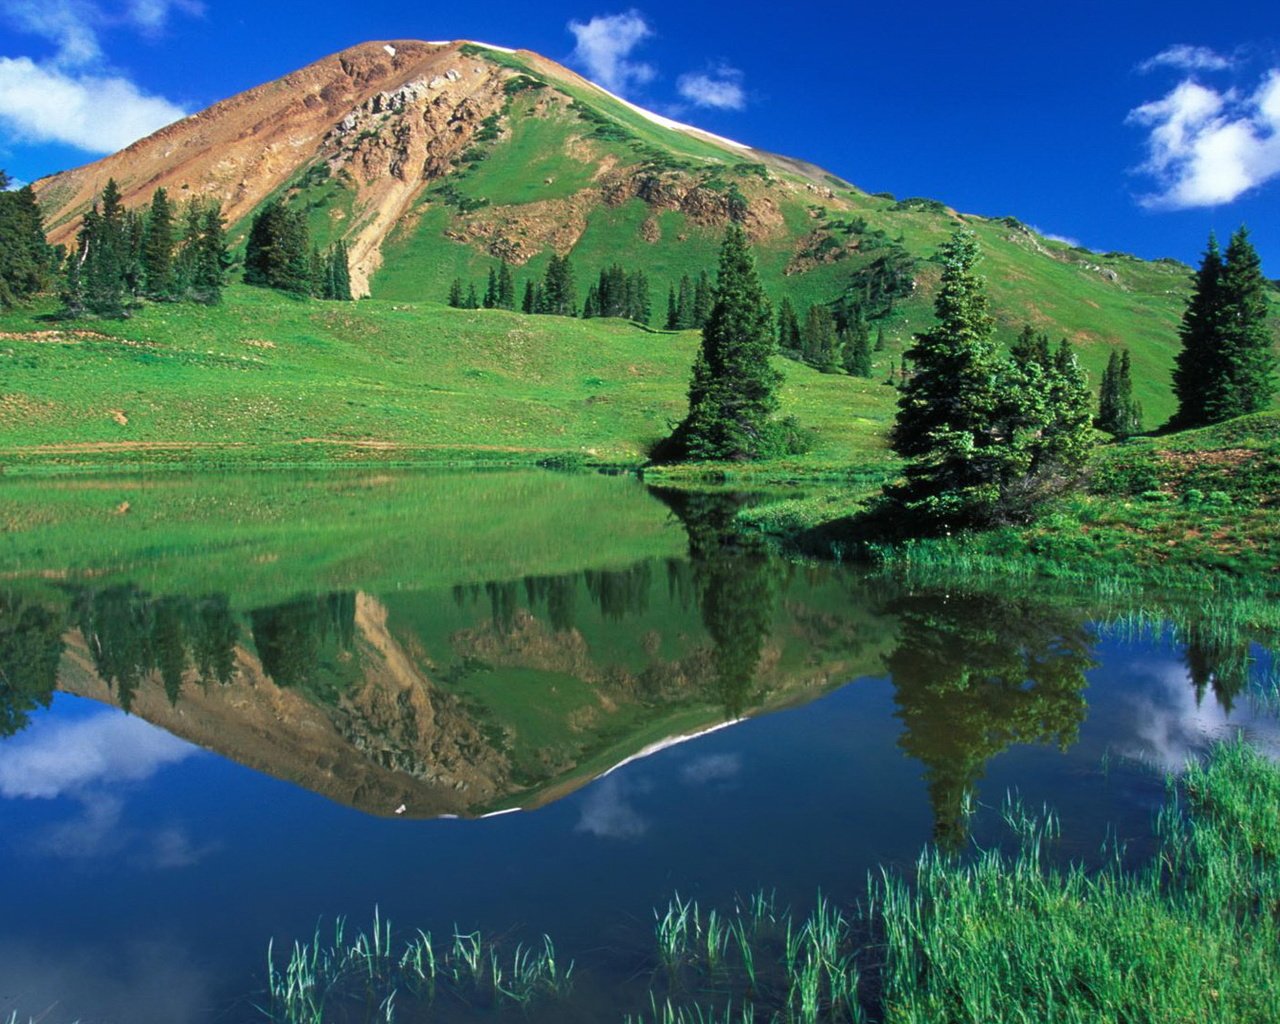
[141,187,175,300]
[664,225,782,461]
[244,201,310,295]
[1212,227,1275,421]
[448,278,464,308]
[465,282,480,309]
[666,286,678,330]
[484,267,498,309]
[843,325,874,377]
[801,303,840,371]
[776,296,802,353]
[497,261,515,310]
[874,326,886,352]
[190,202,228,305]
[522,279,536,313]
[0,173,54,307]
[1173,227,1275,427]
[541,253,576,316]
[628,269,651,323]
[1098,349,1142,438]
[674,274,695,329]
[582,283,600,318]
[692,270,714,328]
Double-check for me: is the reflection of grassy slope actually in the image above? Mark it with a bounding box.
[378,563,894,811]
[0,285,895,471]
[0,471,685,607]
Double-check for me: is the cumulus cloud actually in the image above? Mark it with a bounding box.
[575,774,649,839]
[567,9,656,96]
[1128,69,1280,208]
[681,752,742,784]
[1138,44,1234,75]
[0,0,202,65]
[676,65,746,111]
[0,709,198,800]
[0,0,195,153]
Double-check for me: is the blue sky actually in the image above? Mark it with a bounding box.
[0,0,1276,273]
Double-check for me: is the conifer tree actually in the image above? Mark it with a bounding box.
[664,225,781,461]
[465,282,480,310]
[1173,227,1275,427]
[628,269,651,323]
[0,172,54,307]
[889,234,1093,525]
[484,267,498,309]
[666,286,678,330]
[801,303,840,371]
[244,201,310,295]
[448,278,464,308]
[522,279,536,313]
[541,253,576,316]
[692,270,714,328]
[674,274,695,329]
[582,283,600,318]
[1098,349,1142,438]
[776,296,802,353]
[843,325,874,377]
[874,326,886,352]
[497,261,515,310]
[141,187,175,300]
[190,202,229,305]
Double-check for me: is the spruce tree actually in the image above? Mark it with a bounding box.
[484,267,498,309]
[191,202,228,305]
[141,187,175,300]
[244,201,310,295]
[801,304,840,371]
[582,283,600,318]
[692,270,714,328]
[541,253,576,316]
[674,275,695,329]
[776,296,802,353]
[666,286,678,330]
[0,173,54,307]
[448,278,464,308]
[874,326,886,352]
[843,325,874,377]
[1213,227,1275,421]
[497,261,515,310]
[465,282,480,310]
[1098,349,1142,438]
[522,279,536,313]
[667,225,781,461]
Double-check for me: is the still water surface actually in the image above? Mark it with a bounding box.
[0,470,1274,1022]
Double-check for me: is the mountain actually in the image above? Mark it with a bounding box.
[27,39,1224,423]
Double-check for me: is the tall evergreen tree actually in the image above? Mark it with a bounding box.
[0,172,54,307]
[776,296,802,352]
[674,274,695,329]
[244,201,310,295]
[888,230,1090,526]
[666,285,679,330]
[1173,227,1275,427]
[141,187,175,300]
[692,270,714,328]
[801,303,840,372]
[497,261,515,310]
[465,282,480,310]
[190,202,228,305]
[1098,348,1142,438]
[841,303,871,376]
[541,253,576,316]
[448,278,464,308]
[874,326,886,352]
[582,283,600,318]
[663,225,782,461]
[522,279,536,313]
[484,267,498,309]
[1212,227,1275,421]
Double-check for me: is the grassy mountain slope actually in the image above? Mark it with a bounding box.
[28,40,1280,439]
[0,286,897,472]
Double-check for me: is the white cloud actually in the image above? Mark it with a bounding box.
[1139,44,1234,75]
[1031,227,1082,247]
[0,709,198,799]
[567,10,656,96]
[1128,69,1280,208]
[676,65,746,111]
[575,774,649,839]
[0,55,186,151]
[681,752,741,784]
[0,0,202,65]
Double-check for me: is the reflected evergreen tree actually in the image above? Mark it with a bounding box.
[152,598,189,706]
[75,585,155,711]
[250,592,355,691]
[193,595,238,686]
[649,487,779,717]
[486,581,521,634]
[546,575,577,633]
[586,563,653,622]
[1183,620,1253,714]
[0,595,64,737]
[882,589,1093,851]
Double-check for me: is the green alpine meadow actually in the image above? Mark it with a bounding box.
[1,24,1279,1024]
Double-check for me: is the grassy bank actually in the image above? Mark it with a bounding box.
[256,739,1280,1023]
[735,411,1280,596]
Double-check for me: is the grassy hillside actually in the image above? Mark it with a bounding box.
[0,284,898,473]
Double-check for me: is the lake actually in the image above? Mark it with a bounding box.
[0,470,1275,1023]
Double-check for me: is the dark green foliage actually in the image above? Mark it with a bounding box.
[316,241,352,301]
[244,200,312,295]
[692,271,713,327]
[496,261,516,310]
[484,267,498,309]
[448,278,464,308]
[843,308,873,377]
[1098,348,1143,437]
[63,180,131,317]
[1174,227,1276,427]
[874,325,886,352]
[540,253,576,316]
[583,264,651,322]
[141,187,175,299]
[886,231,1092,528]
[801,302,841,372]
[0,171,55,307]
[659,225,787,462]
[0,595,64,738]
[776,296,801,353]
[465,282,480,310]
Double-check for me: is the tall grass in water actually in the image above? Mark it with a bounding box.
[263,909,571,1024]
[636,740,1280,1024]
